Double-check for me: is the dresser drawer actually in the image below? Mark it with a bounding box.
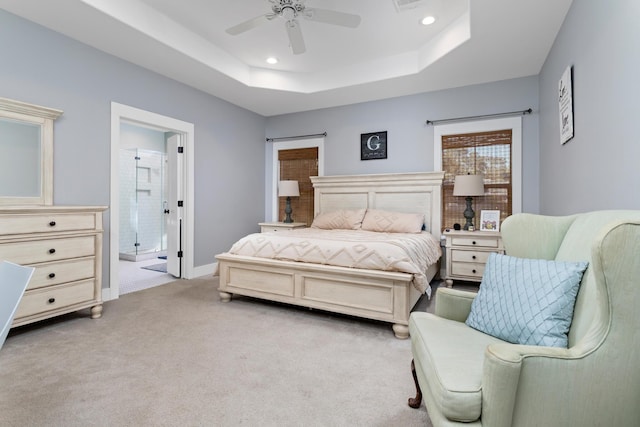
[27,257,95,290]
[14,279,96,319]
[0,235,96,265]
[451,250,493,263]
[0,213,97,236]
[451,236,500,248]
[451,262,485,278]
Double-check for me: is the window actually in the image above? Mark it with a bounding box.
[271,137,325,223]
[278,147,318,225]
[441,130,512,230]
[434,116,522,232]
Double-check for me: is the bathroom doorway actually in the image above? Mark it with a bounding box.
[118,124,173,294]
[108,102,194,301]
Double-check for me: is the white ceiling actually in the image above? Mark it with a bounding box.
[0,0,573,116]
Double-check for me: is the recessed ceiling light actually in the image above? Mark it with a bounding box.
[266,57,278,65]
[421,16,436,26]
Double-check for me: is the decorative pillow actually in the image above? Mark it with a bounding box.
[361,209,424,233]
[465,253,588,348]
[310,209,366,230]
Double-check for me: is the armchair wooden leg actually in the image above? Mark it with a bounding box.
[408,359,423,409]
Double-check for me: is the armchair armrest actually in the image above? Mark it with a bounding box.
[434,287,477,322]
[480,342,593,427]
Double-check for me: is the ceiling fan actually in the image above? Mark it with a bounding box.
[225,0,361,55]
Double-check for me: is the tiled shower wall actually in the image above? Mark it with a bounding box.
[119,148,166,257]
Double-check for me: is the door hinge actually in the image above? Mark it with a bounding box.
[177,200,183,207]
[177,146,184,153]
[177,250,183,258]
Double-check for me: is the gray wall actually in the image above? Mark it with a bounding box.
[265,76,540,216]
[538,0,640,214]
[0,10,266,285]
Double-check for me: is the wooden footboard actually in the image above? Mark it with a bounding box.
[216,253,436,339]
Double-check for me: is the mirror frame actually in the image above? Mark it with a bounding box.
[0,97,63,205]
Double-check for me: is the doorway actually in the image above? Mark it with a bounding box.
[117,124,172,294]
[107,102,195,301]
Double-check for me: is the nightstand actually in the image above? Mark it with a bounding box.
[443,230,504,287]
[259,222,307,233]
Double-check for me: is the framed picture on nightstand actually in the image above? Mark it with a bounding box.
[480,210,500,232]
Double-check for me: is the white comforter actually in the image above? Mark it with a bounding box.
[224,228,442,296]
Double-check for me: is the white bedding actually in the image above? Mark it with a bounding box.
[223,228,442,297]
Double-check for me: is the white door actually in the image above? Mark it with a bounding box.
[166,134,183,277]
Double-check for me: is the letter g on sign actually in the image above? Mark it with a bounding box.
[367,135,381,151]
[360,131,387,160]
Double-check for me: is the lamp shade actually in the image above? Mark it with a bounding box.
[453,174,485,196]
[278,180,300,197]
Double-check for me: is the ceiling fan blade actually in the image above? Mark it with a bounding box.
[304,8,361,28]
[226,13,276,35]
[285,20,306,55]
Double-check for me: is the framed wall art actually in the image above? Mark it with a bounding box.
[559,65,574,144]
[361,131,387,160]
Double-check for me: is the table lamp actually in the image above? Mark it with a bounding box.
[278,180,300,223]
[453,174,485,230]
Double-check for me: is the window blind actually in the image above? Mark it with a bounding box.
[278,147,318,225]
[441,130,512,230]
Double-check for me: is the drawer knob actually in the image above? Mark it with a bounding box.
[49,248,56,254]
[49,221,56,227]
[472,255,476,260]
[472,269,477,274]
[472,241,477,245]
[48,298,56,304]
[48,273,56,279]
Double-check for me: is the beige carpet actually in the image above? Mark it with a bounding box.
[0,276,448,427]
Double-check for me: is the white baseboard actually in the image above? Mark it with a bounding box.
[102,287,117,302]
[102,262,217,301]
[191,262,217,279]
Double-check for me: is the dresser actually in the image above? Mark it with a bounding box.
[0,206,107,327]
[259,222,307,233]
[443,230,504,287]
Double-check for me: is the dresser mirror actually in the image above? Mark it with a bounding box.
[0,97,62,205]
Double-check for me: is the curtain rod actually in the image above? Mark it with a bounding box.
[425,108,532,125]
[266,132,327,142]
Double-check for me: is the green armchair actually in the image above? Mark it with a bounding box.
[408,210,640,426]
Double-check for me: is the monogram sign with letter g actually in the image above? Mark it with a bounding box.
[360,131,387,160]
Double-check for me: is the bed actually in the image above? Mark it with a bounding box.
[215,171,444,338]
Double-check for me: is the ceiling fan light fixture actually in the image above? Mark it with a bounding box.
[226,0,361,55]
[421,15,436,26]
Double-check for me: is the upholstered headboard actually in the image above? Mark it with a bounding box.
[310,172,444,234]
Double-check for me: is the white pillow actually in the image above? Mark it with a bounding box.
[361,209,424,233]
[310,209,366,230]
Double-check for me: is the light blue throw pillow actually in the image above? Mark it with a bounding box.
[466,253,588,348]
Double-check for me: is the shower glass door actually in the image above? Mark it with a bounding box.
[119,148,167,260]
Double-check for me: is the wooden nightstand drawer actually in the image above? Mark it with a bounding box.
[259,222,307,233]
[451,250,492,263]
[451,236,500,248]
[15,279,96,319]
[451,262,485,278]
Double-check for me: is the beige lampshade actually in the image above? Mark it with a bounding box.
[278,180,300,197]
[453,174,485,196]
